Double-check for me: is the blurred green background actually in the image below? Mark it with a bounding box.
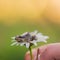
[0,0,60,60]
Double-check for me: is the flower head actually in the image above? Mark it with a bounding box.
[11,30,49,48]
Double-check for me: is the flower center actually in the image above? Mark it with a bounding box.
[15,33,37,43]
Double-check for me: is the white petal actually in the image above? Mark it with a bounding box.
[16,43,19,46]
[33,30,38,34]
[36,33,49,43]
[43,40,47,43]
[44,36,49,39]
[11,37,15,40]
[37,33,42,35]
[37,39,47,43]
[26,43,30,48]
[37,39,40,42]
[11,42,17,46]
[30,30,38,36]
[31,40,37,46]
[20,43,25,46]
[30,40,36,43]
[11,40,16,42]
[36,33,42,38]
[21,32,28,36]
[33,42,37,46]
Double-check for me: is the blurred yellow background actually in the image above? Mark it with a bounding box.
[0,0,60,60]
[0,0,60,25]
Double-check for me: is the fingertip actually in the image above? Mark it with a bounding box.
[24,52,31,60]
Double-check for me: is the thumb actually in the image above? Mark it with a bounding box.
[24,45,47,60]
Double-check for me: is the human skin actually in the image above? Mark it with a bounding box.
[25,43,60,60]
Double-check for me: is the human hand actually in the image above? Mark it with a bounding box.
[25,43,60,60]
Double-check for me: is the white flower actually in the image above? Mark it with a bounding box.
[11,30,49,48]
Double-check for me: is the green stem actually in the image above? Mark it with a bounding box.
[29,46,33,60]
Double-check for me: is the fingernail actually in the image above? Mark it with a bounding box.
[33,48,40,60]
[34,54,40,60]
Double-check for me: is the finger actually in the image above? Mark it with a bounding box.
[25,49,37,60]
[24,45,47,60]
